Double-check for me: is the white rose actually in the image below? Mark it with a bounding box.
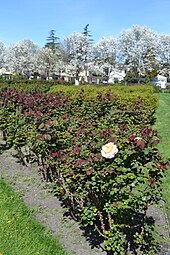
[101,142,118,159]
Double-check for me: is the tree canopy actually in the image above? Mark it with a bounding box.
[1,25,170,82]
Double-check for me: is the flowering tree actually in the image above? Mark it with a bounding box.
[5,40,39,77]
[0,42,6,70]
[118,25,158,79]
[157,35,170,76]
[90,36,118,79]
[36,47,59,78]
[61,32,91,84]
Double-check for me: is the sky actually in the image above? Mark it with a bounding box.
[1,0,170,47]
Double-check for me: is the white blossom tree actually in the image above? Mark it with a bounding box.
[0,42,6,71]
[61,32,91,84]
[5,40,39,77]
[157,35,170,76]
[90,36,118,80]
[35,47,59,78]
[118,25,158,79]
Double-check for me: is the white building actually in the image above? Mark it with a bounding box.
[151,74,167,89]
[108,69,126,83]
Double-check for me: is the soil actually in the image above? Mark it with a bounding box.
[0,135,170,255]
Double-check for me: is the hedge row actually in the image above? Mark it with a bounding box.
[0,85,168,254]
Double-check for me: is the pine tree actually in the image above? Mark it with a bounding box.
[45,30,59,51]
[82,24,93,44]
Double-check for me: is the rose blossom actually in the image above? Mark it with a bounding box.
[101,142,118,159]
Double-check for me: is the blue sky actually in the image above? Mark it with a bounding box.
[1,0,170,47]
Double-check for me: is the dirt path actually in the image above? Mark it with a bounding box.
[0,145,106,255]
[0,139,170,255]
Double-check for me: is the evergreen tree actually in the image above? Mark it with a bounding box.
[82,24,93,43]
[45,30,59,51]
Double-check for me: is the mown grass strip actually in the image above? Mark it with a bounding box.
[153,93,170,221]
[0,179,72,255]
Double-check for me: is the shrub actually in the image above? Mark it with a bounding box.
[0,86,167,254]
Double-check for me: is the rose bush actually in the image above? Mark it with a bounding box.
[0,85,168,254]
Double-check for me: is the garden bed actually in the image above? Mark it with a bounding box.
[0,84,169,254]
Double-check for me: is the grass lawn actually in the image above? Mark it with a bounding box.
[153,93,170,221]
[0,179,72,255]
